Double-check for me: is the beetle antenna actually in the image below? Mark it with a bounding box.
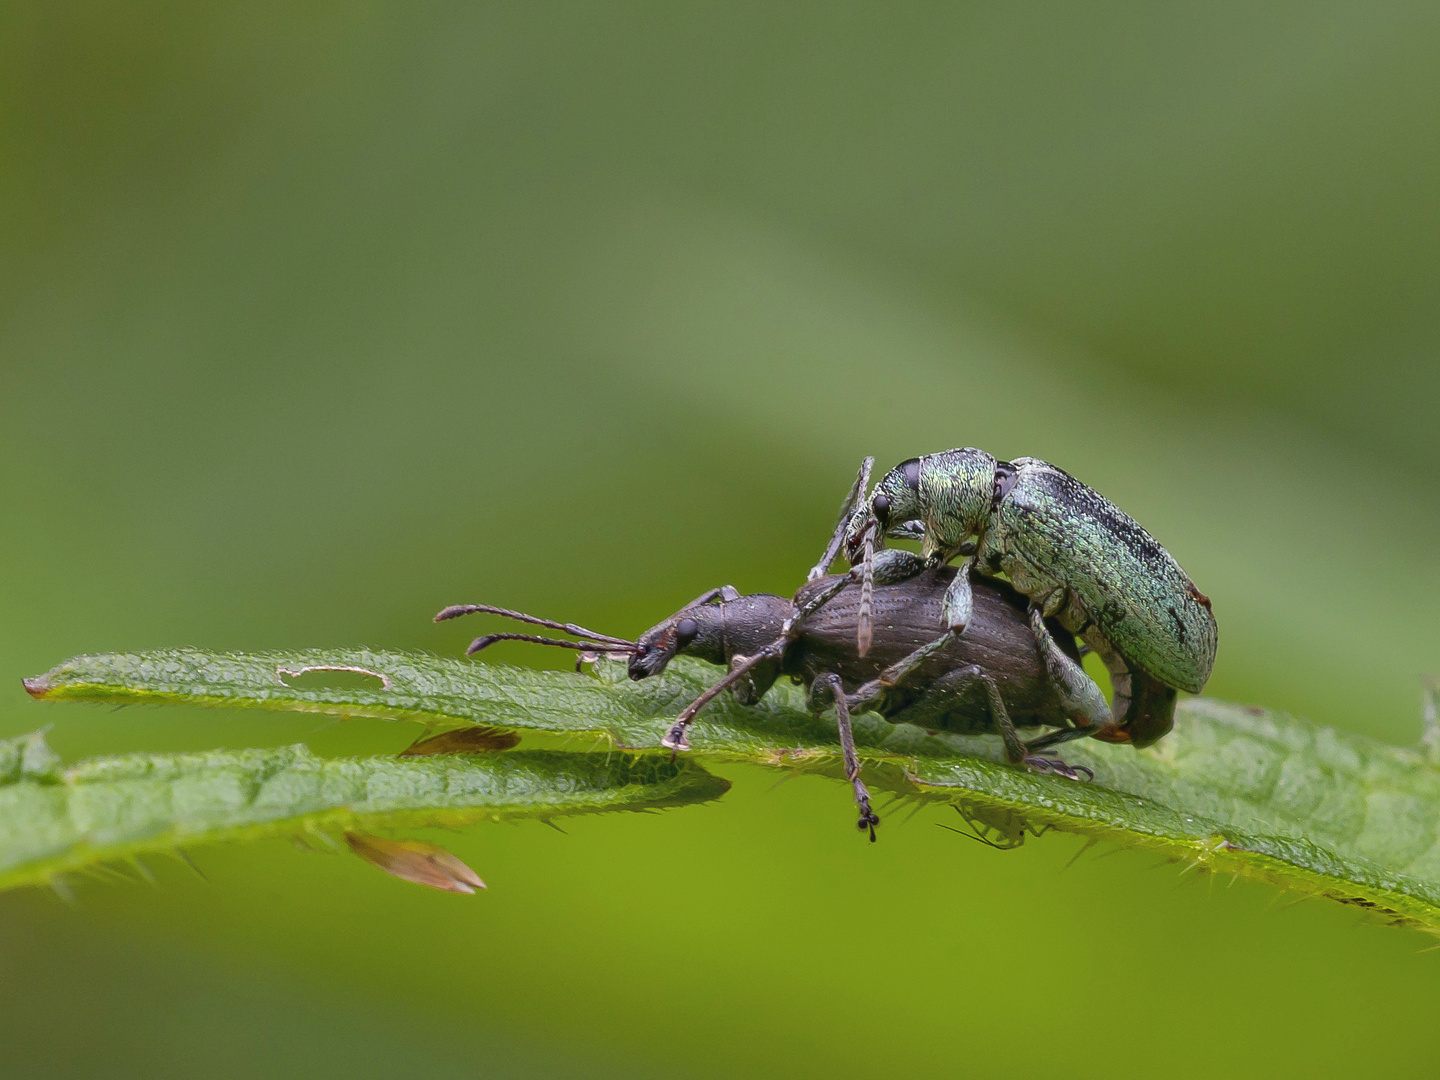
[466,633,636,656]
[857,525,875,657]
[435,604,634,647]
[809,456,873,581]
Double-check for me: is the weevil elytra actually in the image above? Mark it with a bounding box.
[438,565,1104,839]
[829,449,1215,750]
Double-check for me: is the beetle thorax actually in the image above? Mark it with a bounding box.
[918,448,996,559]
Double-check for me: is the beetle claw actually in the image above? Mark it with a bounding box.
[1022,755,1093,783]
[661,722,691,753]
[855,804,881,842]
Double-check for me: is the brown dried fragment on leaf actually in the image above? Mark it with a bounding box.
[344,833,485,894]
[399,726,521,756]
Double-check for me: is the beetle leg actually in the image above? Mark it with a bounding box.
[810,673,880,841]
[785,571,854,631]
[867,667,1091,782]
[727,652,780,705]
[682,585,740,608]
[1020,754,1094,783]
[875,632,956,687]
[665,574,854,753]
[1021,729,1096,779]
[869,548,927,584]
[885,665,1027,761]
[853,557,976,688]
[795,549,926,667]
[663,638,789,751]
[969,667,1028,765]
[886,519,926,541]
[941,557,974,634]
[1028,607,1110,732]
[966,672,1090,779]
[1024,725,1095,752]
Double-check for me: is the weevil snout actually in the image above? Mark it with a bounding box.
[626,640,670,679]
[844,514,879,564]
[628,615,702,680]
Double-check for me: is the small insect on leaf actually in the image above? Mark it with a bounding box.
[344,833,486,894]
[399,726,521,756]
[937,801,1048,850]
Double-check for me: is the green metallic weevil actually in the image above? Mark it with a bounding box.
[820,450,1216,750]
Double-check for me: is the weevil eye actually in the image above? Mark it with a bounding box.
[872,493,891,522]
[674,618,699,648]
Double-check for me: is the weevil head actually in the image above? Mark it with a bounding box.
[844,457,922,559]
[868,457,925,539]
[628,594,791,680]
[628,606,727,680]
[629,614,703,679]
[846,449,997,563]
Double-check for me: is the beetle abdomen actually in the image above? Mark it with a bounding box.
[791,568,1076,728]
[988,458,1216,694]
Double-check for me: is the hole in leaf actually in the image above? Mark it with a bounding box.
[277,665,390,691]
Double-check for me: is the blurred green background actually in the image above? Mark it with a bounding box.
[5,3,1440,1076]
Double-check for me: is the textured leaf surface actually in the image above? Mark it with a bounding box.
[25,648,1440,928]
[0,726,727,891]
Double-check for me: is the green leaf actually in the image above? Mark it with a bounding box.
[0,727,728,892]
[25,648,1440,930]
